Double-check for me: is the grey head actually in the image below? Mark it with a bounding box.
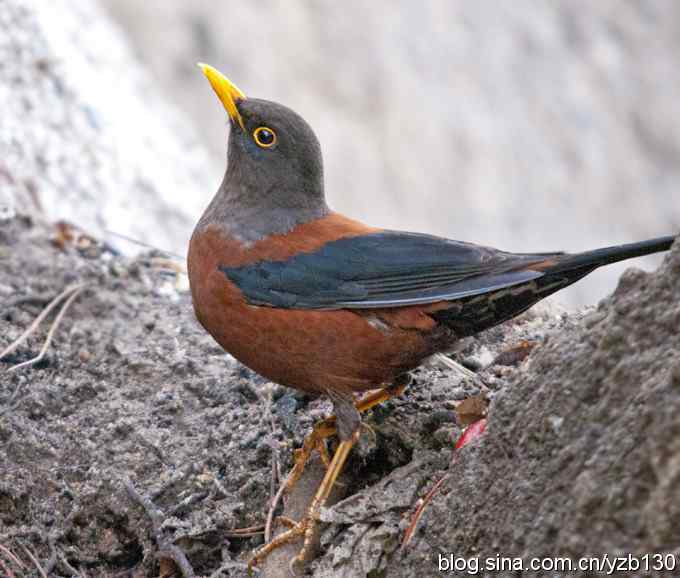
[197,65,329,243]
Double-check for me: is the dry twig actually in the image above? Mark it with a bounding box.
[58,553,83,577]
[150,257,187,276]
[400,474,450,549]
[7,285,88,372]
[223,524,265,539]
[17,541,47,578]
[104,229,183,259]
[401,418,487,550]
[0,283,85,361]
[0,544,24,578]
[0,557,16,578]
[125,479,196,578]
[433,353,478,379]
[167,491,209,517]
[264,476,289,544]
[254,385,284,544]
[0,545,25,571]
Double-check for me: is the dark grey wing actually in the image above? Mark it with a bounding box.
[221,231,561,310]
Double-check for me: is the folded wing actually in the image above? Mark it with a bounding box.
[220,231,561,309]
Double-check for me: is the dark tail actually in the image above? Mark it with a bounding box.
[544,235,676,275]
[432,235,675,337]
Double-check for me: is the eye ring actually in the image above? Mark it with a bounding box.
[253,126,277,148]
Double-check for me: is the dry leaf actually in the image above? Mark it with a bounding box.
[51,220,98,253]
[51,220,75,250]
[455,394,488,426]
[492,340,536,367]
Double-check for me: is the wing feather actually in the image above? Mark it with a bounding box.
[220,231,560,309]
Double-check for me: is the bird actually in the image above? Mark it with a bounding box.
[188,63,676,570]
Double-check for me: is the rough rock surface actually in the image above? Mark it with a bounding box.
[1,218,678,577]
[379,238,680,577]
[0,0,214,255]
[103,0,680,305]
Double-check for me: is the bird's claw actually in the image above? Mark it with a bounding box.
[247,514,314,576]
[286,418,336,490]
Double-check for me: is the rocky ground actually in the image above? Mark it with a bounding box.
[2,218,678,578]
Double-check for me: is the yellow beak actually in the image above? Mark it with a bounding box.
[197,63,246,131]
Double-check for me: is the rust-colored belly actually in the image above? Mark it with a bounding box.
[187,219,440,395]
[191,267,435,394]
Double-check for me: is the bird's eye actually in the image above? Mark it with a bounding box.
[253,126,277,148]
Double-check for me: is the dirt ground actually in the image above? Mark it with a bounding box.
[1,218,679,578]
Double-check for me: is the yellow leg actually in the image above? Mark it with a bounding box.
[248,433,359,573]
[296,435,357,564]
[355,380,409,413]
[250,379,410,572]
[285,419,335,490]
[285,380,409,490]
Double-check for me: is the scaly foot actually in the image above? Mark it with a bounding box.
[249,436,358,573]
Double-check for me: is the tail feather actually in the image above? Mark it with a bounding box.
[543,235,676,275]
[433,234,676,337]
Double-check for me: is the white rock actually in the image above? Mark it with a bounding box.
[0,0,216,256]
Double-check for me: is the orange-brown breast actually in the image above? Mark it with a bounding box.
[187,213,449,395]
